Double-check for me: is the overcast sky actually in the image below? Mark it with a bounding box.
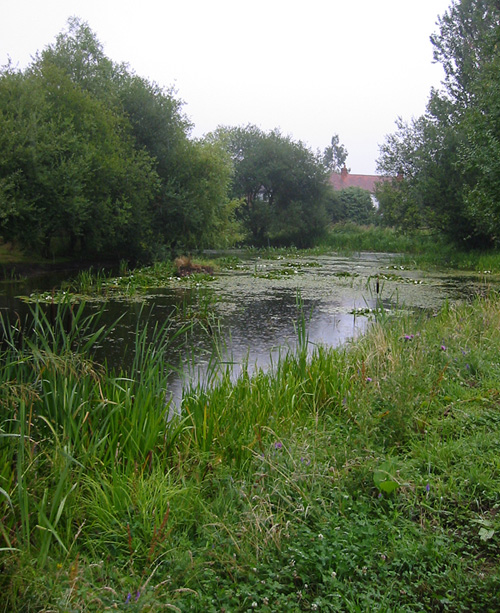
[1,0,452,174]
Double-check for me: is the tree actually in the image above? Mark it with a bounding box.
[0,18,240,256]
[322,134,349,172]
[328,187,375,225]
[158,138,239,250]
[376,96,468,237]
[0,63,158,257]
[34,17,116,101]
[376,0,500,246]
[215,125,330,246]
[460,53,500,244]
[430,0,500,109]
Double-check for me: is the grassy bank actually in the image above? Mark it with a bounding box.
[323,224,500,273]
[1,291,500,611]
[5,226,500,285]
[321,224,438,254]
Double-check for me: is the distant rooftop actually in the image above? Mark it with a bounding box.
[329,166,389,193]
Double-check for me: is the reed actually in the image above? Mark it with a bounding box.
[2,293,500,610]
[321,223,450,255]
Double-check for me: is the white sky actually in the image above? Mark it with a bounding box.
[1,0,452,174]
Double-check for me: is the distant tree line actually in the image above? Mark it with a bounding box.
[376,0,500,247]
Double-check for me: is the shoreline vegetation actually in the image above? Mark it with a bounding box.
[1,229,500,611]
[6,225,500,311]
[3,4,500,606]
[4,224,500,282]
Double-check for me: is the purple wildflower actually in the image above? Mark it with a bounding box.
[440,345,447,351]
[274,441,283,450]
[404,334,414,341]
[125,593,132,604]
[426,483,430,493]
[366,377,372,383]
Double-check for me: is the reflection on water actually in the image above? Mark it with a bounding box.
[1,252,497,404]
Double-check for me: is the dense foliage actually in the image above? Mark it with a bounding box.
[0,19,237,258]
[0,19,358,259]
[211,125,332,247]
[327,186,376,225]
[376,0,500,247]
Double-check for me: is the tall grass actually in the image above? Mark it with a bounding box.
[322,223,500,273]
[1,294,500,610]
[0,302,188,576]
[321,223,442,254]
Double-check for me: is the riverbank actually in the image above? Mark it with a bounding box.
[1,290,500,611]
[4,225,500,285]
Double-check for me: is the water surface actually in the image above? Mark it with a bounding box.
[1,252,495,402]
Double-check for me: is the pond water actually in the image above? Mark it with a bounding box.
[0,252,496,404]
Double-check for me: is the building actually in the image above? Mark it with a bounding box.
[329,166,389,194]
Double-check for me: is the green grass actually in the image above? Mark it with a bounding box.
[319,223,439,254]
[1,292,500,611]
[399,247,500,273]
[320,224,500,273]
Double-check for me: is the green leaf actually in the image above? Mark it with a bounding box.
[373,461,399,494]
[479,527,495,542]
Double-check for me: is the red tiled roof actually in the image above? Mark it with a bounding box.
[329,167,389,193]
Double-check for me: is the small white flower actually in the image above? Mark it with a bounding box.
[311,605,318,611]
[318,533,324,540]
[251,602,258,608]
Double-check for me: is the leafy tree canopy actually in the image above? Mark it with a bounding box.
[322,134,349,172]
[213,125,331,246]
[0,61,158,257]
[376,0,500,247]
[328,187,376,226]
[0,18,236,257]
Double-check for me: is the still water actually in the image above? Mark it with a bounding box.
[0,252,494,403]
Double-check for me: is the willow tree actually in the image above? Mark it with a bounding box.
[0,18,237,257]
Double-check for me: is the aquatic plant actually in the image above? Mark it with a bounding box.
[20,259,216,306]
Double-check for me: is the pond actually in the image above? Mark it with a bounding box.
[1,251,496,404]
